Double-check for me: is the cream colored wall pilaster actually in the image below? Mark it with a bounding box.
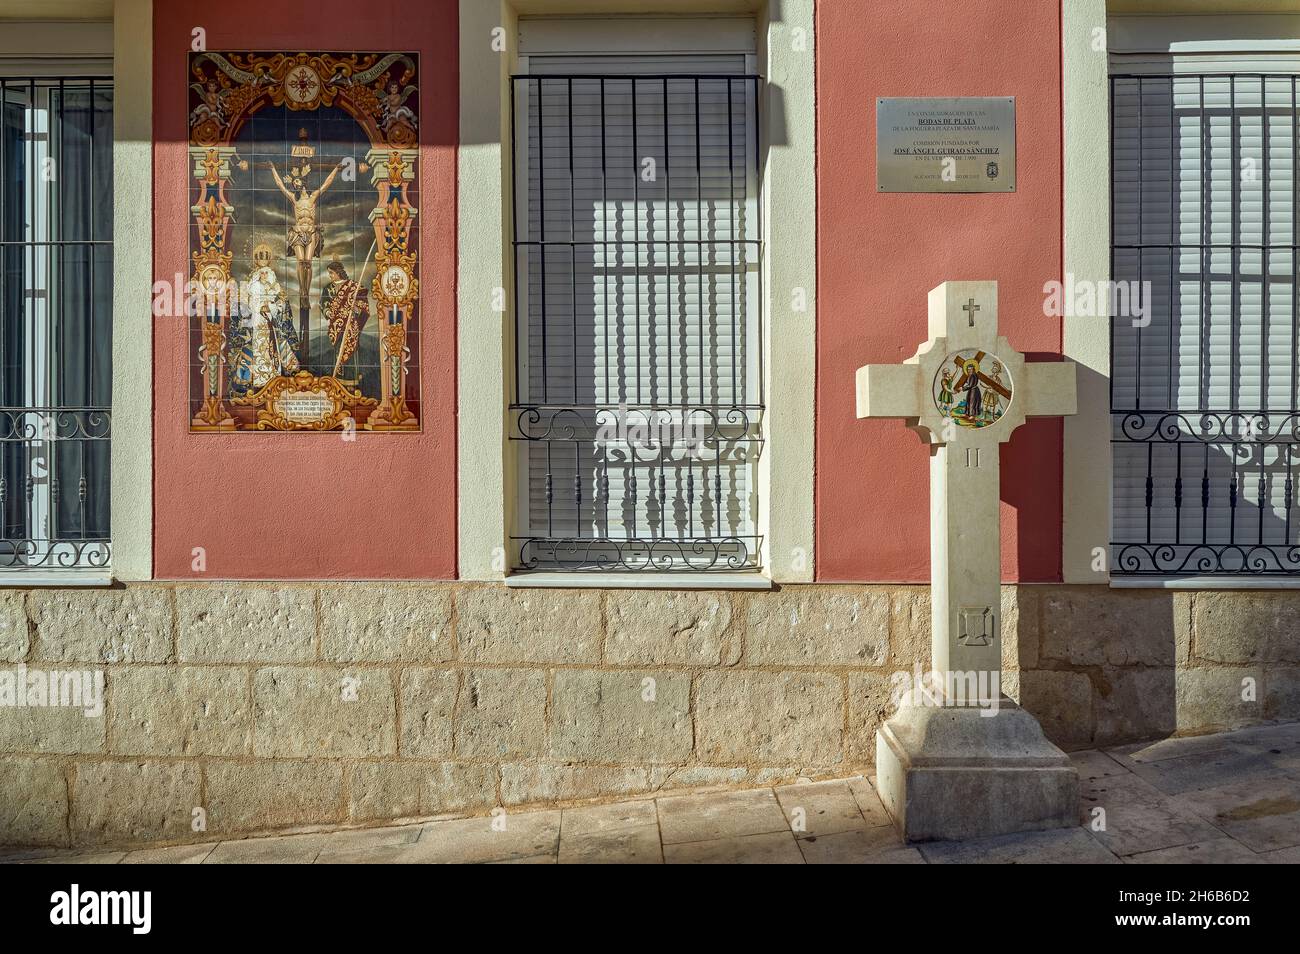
[760,0,816,582]
[458,0,516,580]
[110,0,153,580]
[1061,0,1111,583]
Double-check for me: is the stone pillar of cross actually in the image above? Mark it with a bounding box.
[855,280,1081,841]
[857,280,1076,701]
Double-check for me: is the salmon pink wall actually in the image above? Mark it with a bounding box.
[153,0,457,579]
[815,0,1064,583]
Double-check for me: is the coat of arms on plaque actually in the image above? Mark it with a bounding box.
[187,51,421,432]
[934,349,1012,428]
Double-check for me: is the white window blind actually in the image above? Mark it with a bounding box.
[510,49,763,572]
[1111,64,1300,575]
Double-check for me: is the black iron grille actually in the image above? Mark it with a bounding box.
[1111,73,1300,575]
[509,73,764,572]
[0,76,112,570]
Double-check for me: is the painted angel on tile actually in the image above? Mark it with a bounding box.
[376,80,417,133]
[189,78,227,130]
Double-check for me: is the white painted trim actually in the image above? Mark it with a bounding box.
[1109,15,1300,54]
[109,0,152,580]
[0,20,110,79]
[1061,0,1112,583]
[0,0,112,16]
[1111,576,1300,590]
[458,0,515,581]
[518,15,756,54]
[0,21,112,58]
[506,570,772,589]
[759,0,815,583]
[1111,52,1300,73]
[0,570,111,587]
[0,58,110,74]
[457,0,816,585]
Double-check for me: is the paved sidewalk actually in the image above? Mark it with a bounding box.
[6,722,1300,864]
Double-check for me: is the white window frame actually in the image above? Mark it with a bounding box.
[0,3,156,586]
[510,21,762,578]
[1098,10,1300,588]
[0,48,114,582]
[457,0,816,588]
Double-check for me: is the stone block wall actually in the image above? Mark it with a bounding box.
[0,582,1296,848]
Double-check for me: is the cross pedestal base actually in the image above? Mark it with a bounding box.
[875,697,1079,843]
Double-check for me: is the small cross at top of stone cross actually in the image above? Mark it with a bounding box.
[963,297,980,327]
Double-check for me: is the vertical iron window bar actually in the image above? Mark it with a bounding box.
[510,73,763,572]
[0,77,112,570]
[1111,72,1300,575]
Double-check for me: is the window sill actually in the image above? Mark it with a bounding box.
[505,570,773,590]
[0,569,113,588]
[1111,576,1300,590]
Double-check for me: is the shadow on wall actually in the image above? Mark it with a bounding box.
[1010,586,1300,751]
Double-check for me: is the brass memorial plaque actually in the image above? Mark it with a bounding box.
[876,97,1015,193]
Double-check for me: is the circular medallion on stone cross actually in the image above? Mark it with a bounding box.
[934,349,1012,428]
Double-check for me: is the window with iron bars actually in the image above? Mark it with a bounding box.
[0,76,112,571]
[509,57,763,572]
[1111,70,1300,576]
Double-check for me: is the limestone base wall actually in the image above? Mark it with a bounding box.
[1,582,1295,848]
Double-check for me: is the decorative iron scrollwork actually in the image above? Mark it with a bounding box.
[514,535,759,573]
[1113,543,1300,575]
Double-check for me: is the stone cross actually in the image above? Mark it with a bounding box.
[856,281,1077,702]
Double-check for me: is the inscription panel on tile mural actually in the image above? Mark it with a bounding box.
[188,51,421,432]
[875,97,1016,193]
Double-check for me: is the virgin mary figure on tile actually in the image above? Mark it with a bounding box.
[229,246,300,395]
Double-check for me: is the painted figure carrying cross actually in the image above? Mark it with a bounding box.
[855,280,1081,841]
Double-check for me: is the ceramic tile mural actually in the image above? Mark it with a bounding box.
[187,51,420,431]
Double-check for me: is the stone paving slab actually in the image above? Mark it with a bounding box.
[313,824,423,860]
[406,811,562,864]
[123,843,217,864]
[1069,749,1129,781]
[1123,838,1266,864]
[1260,845,1300,863]
[655,788,788,845]
[1126,747,1287,796]
[663,830,804,864]
[25,851,126,864]
[774,780,870,839]
[798,826,925,864]
[6,725,1298,865]
[845,776,893,828]
[1108,733,1255,766]
[919,828,1121,865]
[1079,770,1224,857]
[1169,775,1300,853]
[206,832,332,865]
[558,801,661,864]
